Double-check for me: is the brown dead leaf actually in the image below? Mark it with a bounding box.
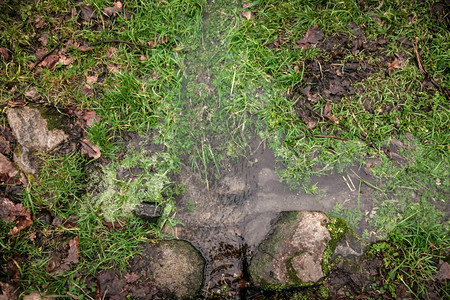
[25,88,40,101]
[106,47,118,59]
[104,1,123,16]
[51,215,62,226]
[78,44,91,52]
[79,5,97,22]
[323,102,332,117]
[388,52,407,70]
[0,153,16,178]
[434,262,450,281]
[38,33,49,46]
[161,35,169,44]
[56,237,80,272]
[0,199,33,235]
[124,272,140,284]
[387,58,399,70]
[86,74,98,84]
[34,47,48,60]
[105,62,120,73]
[80,138,101,159]
[0,138,10,155]
[70,108,101,128]
[305,118,318,129]
[303,85,319,103]
[83,110,101,127]
[0,281,17,300]
[65,40,76,47]
[240,11,253,20]
[19,172,28,186]
[0,47,10,61]
[147,40,155,48]
[323,102,339,122]
[7,98,26,108]
[327,115,339,123]
[9,215,33,235]
[38,53,60,69]
[0,197,15,221]
[58,55,74,66]
[242,3,252,9]
[139,55,147,61]
[65,237,80,265]
[29,232,37,241]
[34,16,45,29]
[296,25,324,49]
[101,217,125,229]
[82,84,94,97]
[65,40,91,52]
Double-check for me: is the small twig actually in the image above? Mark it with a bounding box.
[314,58,324,80]
[413,41,450,100]
[376,0,384,10]
[413,42,426,75]
[306,134,350,141]
[343,175,356,192]
[350,110,368,138]
[302,101,324,121]
[30,41,63,71]
[89,39,154,50]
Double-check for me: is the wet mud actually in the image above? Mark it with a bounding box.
[290,24,393,129]
[167,139,376,296]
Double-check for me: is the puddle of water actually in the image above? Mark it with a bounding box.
[158,1,377,296]
[166,138,375,295]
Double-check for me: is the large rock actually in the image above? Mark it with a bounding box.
[129,240,205,299]
[249,211,332,289]
[6,107,67,174]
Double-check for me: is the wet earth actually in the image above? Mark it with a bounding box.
[167,137,376,297]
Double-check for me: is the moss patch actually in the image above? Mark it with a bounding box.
[322,217,353,275]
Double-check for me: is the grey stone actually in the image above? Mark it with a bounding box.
[129,240,205,299]
[332,230,364,260]
[13,146,39,175]
[249,211,331,288]
[6,107,67,174]
[133,202,163,223]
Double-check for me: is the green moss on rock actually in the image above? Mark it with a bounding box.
[322,217,355,275]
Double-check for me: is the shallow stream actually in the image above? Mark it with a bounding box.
[161,1,376,295]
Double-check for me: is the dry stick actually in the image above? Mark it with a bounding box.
[306,134,350,141]
[350,110,368,138]
[30,41,63,71]
[413,41,450,100]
